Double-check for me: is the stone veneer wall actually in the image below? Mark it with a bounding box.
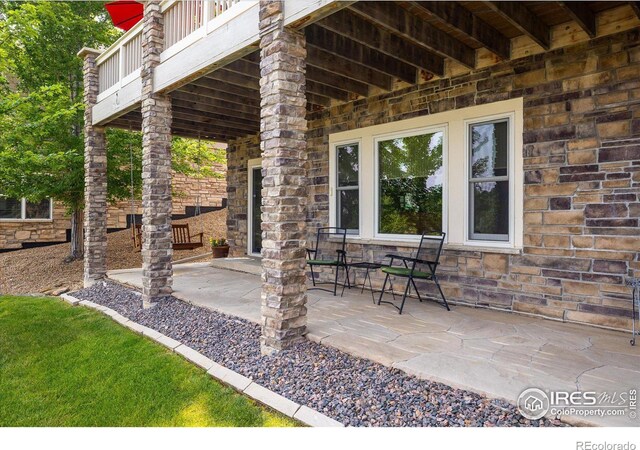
[227,29,640,331]
[1,166,227,249]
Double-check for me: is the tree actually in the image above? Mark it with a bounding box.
[0,1,224,260]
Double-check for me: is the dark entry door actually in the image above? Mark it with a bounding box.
[251,166,263,255]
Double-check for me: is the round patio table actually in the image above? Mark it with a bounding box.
[341,262,382,303]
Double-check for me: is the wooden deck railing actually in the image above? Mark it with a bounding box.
[96,0,242,96]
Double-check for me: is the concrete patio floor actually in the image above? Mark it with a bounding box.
[108,260,640,427]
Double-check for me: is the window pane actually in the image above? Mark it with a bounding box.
[337,144,359,187]
[471,121,508,179]
[378,132,443,235]
[338,189,359,231]
[25,199,51,219]
[471,181,509,238]
[0,197,21,219]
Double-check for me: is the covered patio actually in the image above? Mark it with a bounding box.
[108,261,640,427]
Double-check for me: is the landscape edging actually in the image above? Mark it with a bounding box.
[58,292,343,428]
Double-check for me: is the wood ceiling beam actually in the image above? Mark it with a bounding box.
[305,25,417,83]
[484,1,550,50]
[412,1,510,60]
[206,68,260,90]
[630,2,640,20]
[306,79,351,102]
[172,111,258,135]
[307,44,393,90]
[171,99,259,128]
[316,9,445,76]
[171,90,260,121]
[349,2,476,68]
[306,65,370,97]
[177,82,260,109]
[558,2,596,38]
[306,92,332,108]
[196,75,260,99]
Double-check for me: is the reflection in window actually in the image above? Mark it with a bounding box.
[0,197,22,219]
[336,143,359,232]
[378,131,443,235]
[25,199,51,219]
[469,120,509,241]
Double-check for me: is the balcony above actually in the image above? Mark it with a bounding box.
[93,0,339,126]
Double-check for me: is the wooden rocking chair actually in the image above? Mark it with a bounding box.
[132,223,204,251]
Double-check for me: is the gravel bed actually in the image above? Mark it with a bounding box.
[72,281,565,427]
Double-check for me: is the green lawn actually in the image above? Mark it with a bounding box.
[0,296,297,427]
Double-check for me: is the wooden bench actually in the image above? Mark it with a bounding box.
[132,223,204,251]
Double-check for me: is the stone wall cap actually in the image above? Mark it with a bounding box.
[77,47,102,58]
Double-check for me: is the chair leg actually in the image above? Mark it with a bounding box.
[398,277,412,315]
[377,273,390,306]
[340,266,351,297]
[309,265,317,286]
[333,264,340,296]
[433,274,450,311]
[411,278,423,303]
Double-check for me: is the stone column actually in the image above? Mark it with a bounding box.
[259,0,308,354]
[141,0,173,307]
[78,47,107,288]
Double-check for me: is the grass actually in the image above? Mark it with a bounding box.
[0,296,298,427]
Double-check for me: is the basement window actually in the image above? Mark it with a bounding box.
[0,197,52,221]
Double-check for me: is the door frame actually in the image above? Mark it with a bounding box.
[247,157,262,257]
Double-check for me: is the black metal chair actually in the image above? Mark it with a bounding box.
[378,232,450,314]
[306,227,350,296]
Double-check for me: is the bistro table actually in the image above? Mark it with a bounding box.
[341,261,383,303]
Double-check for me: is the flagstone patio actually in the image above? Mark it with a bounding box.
[108,260,640,427]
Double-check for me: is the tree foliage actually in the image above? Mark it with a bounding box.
[0,1,226,258]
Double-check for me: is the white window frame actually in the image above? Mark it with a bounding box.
[331,139,362,235]
[247,157,262,256]
[328,97,524,251]
[373,126,448,241]
[464,114,515,245]
[0,197,53,222]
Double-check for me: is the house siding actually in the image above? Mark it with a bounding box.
[226,28,640,331]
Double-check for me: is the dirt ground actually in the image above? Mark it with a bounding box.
[0,209,227,295]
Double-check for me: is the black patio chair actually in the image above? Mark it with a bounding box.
[377,232,450,314]
[306,227,350,296]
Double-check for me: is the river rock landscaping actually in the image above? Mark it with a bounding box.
[72,281,565,427]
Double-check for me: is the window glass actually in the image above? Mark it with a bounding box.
[25,199,51,219]
[336,143,359,233]
[471,121,508,179]
[0,197,22,219]
[472,181,509,236]
[337,144,359,187]
[378,131,443,235]
[469,120,509,241]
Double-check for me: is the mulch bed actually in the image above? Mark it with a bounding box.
[0,209,226,296]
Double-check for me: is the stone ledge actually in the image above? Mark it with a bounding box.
[62,293,341,427]
[60,293,80,306]
[243,382,300,418]
[174,344,215,371]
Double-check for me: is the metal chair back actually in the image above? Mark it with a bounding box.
[411,232,446,276]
